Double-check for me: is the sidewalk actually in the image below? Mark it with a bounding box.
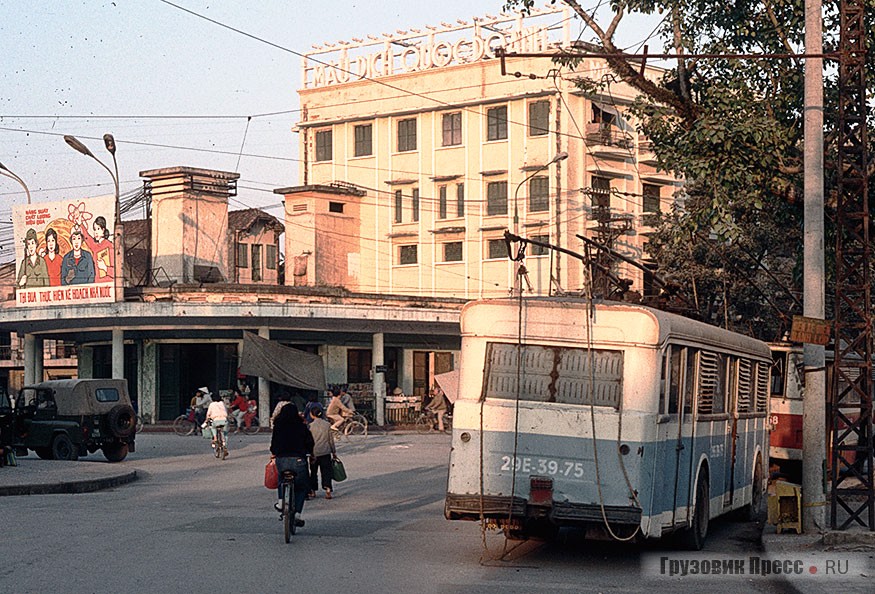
[0,456,137,496]
[760,517,875,594]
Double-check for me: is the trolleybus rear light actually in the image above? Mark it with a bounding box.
[529,475,553,505]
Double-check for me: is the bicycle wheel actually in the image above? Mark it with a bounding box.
[243,418,260,435]
[443,414,452,434]
[214,428,224,459]
[344,420,367,438]
[282,482,295,544]
[173,415,195,436]
[415,414,432,434]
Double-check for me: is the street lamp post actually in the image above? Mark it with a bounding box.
[512,151,568,234]
[64,134,122,303]
[0,161,31,204]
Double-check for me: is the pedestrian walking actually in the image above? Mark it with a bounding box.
[307,406,336,499]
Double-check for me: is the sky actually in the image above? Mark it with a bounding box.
[0,0,665,262]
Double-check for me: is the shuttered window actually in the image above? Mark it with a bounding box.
[483,342,623,409]
[736,358,752,413]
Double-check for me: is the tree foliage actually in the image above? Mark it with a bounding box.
[505,0,875,340]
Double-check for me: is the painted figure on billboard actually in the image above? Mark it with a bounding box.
[81,215,114,282]
[42,227,63,286]
[17,228,50,288]
[61,227,96,285]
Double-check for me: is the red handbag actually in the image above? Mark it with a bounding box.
[264,458,279,490]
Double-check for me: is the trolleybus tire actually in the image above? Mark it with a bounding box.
[680,472,709,550]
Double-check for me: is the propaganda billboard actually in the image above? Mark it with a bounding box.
[12,196,117,307]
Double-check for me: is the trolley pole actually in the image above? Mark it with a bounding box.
[802,0,826,533]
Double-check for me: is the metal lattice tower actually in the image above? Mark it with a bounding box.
[831,0,874,530]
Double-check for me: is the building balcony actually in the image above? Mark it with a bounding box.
[585,123,634,157]
[638,134,658,165]
[639,212,663,234]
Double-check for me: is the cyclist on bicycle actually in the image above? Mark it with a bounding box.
[205,392,228,455]
[326,386,353,431]
[270,403,313,528]
[228,389,248,433]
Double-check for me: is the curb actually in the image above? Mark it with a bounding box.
[0,470,138,497]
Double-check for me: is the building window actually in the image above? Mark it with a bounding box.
[412,188,420,222]
[397,118,417,152]
[486,238,507,260]
[329,201,344,213]
[592,104,616,125]
[456,183,465,217]
[643,183,661,212]
[399,244,418,265]
[531,234,550,256]
[266,244,277,270]
[315,129,332,162]
[236,243,248,268]
[438,186,448,220]
[528,176,549,212]
[442,112,462,146]
[528,100,550,136]
[347,349,372,383]
[443,241,463,262]
[394,190,403,223]
[354,124,372,157]
[487,106,508,141]
[486,181,508,216]
[251,244,262,282]
[591,176,611,209]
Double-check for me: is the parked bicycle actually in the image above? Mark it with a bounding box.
[415,409,452,434]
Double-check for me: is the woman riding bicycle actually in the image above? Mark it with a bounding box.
[205,391,229,457]
[270,403,313,528]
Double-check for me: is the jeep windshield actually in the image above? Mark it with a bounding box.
[18,388,54,409]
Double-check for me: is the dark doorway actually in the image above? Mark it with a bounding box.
[157,343,239,420]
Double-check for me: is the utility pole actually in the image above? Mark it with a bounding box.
[802,0,826,534]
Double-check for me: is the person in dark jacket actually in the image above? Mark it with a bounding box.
[270,403,314,528]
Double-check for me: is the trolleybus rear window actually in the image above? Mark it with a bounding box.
[482,342,623,409]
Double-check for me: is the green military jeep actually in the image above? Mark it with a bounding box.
[13,379,136,462]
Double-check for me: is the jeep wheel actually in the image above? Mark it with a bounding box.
[102,443,129,462]
[107,404,136,438]
[35,447,52,460]
[51,434,79,461]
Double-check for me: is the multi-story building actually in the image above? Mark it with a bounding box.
[283,6,681,300]
[0,7,682,423]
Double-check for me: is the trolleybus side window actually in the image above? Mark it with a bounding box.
[663,346,682,414]
[736,358,752,413]
[755,361,769,413]
[684,348,696,415]
[482,342,623,409]
[697,350,727,415]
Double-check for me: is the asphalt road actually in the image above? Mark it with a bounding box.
[2,432,794,594]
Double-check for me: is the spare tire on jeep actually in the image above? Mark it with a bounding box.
[107,404,136,438]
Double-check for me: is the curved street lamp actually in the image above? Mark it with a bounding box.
[64,133,122,301]
[0,161,31,204]
[512,151,568,234]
